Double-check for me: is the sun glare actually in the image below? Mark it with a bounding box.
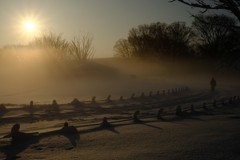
[24,21,36,32]
[15,11,46,43]
[21,19,38,34]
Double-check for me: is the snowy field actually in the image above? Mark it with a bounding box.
[1,58,240,159]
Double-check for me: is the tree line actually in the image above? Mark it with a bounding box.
[114,14,240,69]
[1,32,95,64]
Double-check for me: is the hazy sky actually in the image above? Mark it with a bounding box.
[0,0,196,58]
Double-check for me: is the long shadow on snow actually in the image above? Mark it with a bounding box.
[79,119,162,135]
[0,134,39,160]
[0,127,80,160]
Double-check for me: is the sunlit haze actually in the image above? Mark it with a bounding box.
[24,22,35,32]
[0,0,196,58]
[0,1,240,159]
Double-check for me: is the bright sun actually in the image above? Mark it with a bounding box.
[19,14,42,35]
[24,21,36,32]
[15,11,46,43]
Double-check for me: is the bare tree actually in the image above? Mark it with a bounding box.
[167,22,195,57]
[31,31,69,51]
[128,24,156,58]
[193,14,236,43]
[30,31,69,62]
[113,39,132,58]
[170,0,240,26]
[114,22,194,59]
[192,14,237,58]
[69,34,95,62]
[30,32,95,63]
[170,0,240,69]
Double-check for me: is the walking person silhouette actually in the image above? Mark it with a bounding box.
[210,77,217,91]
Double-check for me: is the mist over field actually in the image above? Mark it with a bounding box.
[1,48,240,160]
[1,1,240,160]
[0,48,239,104]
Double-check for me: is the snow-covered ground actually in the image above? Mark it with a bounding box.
[0,87,240,160]
[1,58,240,159]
